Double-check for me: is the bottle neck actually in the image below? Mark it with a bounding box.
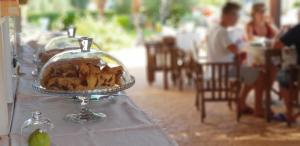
[32,111,42,121]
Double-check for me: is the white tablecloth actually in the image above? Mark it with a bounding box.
[9,46,177,146]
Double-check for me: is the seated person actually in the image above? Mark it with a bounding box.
[207,2,265,116]
[274,23,300,122]
[246,2,278,40]
[279,9,300,37]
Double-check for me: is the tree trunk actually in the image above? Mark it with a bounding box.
[160,0,172,24]
[132,0,144,46]
[95,0,106,17]
[132,0,141,14]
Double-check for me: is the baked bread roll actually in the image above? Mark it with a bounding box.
[41,58,123,91]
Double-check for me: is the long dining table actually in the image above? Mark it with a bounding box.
[9,45,177,146]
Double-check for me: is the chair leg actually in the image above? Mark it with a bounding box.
[163,69,169,90]
[295,88,300,107]
[265,88,272,122]
[228,101,233,110]
[236,97,241,122]
[228,92,233,110]
[171,71,177,85]
[185,68,192,86]
[147,67,154,85]
[179,68,183,91]
[228,85,236,110]
[201,97,206,123]
[195,91,199,110]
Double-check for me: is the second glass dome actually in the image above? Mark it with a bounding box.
[35,36,101,65]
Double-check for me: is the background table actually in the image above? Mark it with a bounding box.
[9,45,177,146]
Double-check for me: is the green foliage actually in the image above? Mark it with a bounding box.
[25,0,229,51]
[112,0,132,14]
[143,0,160,23]
[197,0,227,6]
[167,0,196,27]
[27,12,61,29]
[62,11,77,29]
[75,16,135,51]
[70,0,90,10]
[27,0,73,14]
[27,10,99,30]
[294,2,300,8]
[113,15,134,30]
[143,0,196,26]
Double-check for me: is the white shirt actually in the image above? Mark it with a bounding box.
[207,25,234,62]
[228,27,246,49]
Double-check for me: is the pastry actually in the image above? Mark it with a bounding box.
[38,47,78,64]
[41,58,124,91]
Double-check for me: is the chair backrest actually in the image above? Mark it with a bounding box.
[145,41,165,70]
[145,37,178,71]
[195,61,240,100]
[162,36,176,70]
[162,36,176,48]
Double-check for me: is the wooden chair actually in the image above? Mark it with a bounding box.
[175,50,197,89]
[145,36,175,90]
[185,51,198,86]
[145,41,164,85]
[170,47,186,90]
[170,40,198,90]
[194,61,241,122]
[162,36,176,90]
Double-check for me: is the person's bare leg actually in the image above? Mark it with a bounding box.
[239,84,254,112]
[255,67,278,117]
[280,88,300,122]
[281,87,295,122]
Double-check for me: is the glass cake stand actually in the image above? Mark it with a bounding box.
[32,47,135,124]
[32,76,135,123]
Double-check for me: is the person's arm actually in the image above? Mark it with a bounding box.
[220,30,244,62]
[273,24,300,49]
[219,29,239,55]
[273,40,285,50]
[227,44,239,55]
[228,44,246,63]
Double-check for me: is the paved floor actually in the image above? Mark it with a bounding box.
[114,47,300,146]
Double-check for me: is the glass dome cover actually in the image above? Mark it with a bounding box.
[34,26,101,65]
[35,36,101,65]
[36,31,66,48]
[33,49,135,96]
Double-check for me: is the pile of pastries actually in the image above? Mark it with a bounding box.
[41,58,124,91]
[39,48,77,64]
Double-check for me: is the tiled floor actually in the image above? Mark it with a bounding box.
[127,67,300,146]
[116,48,300,146]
